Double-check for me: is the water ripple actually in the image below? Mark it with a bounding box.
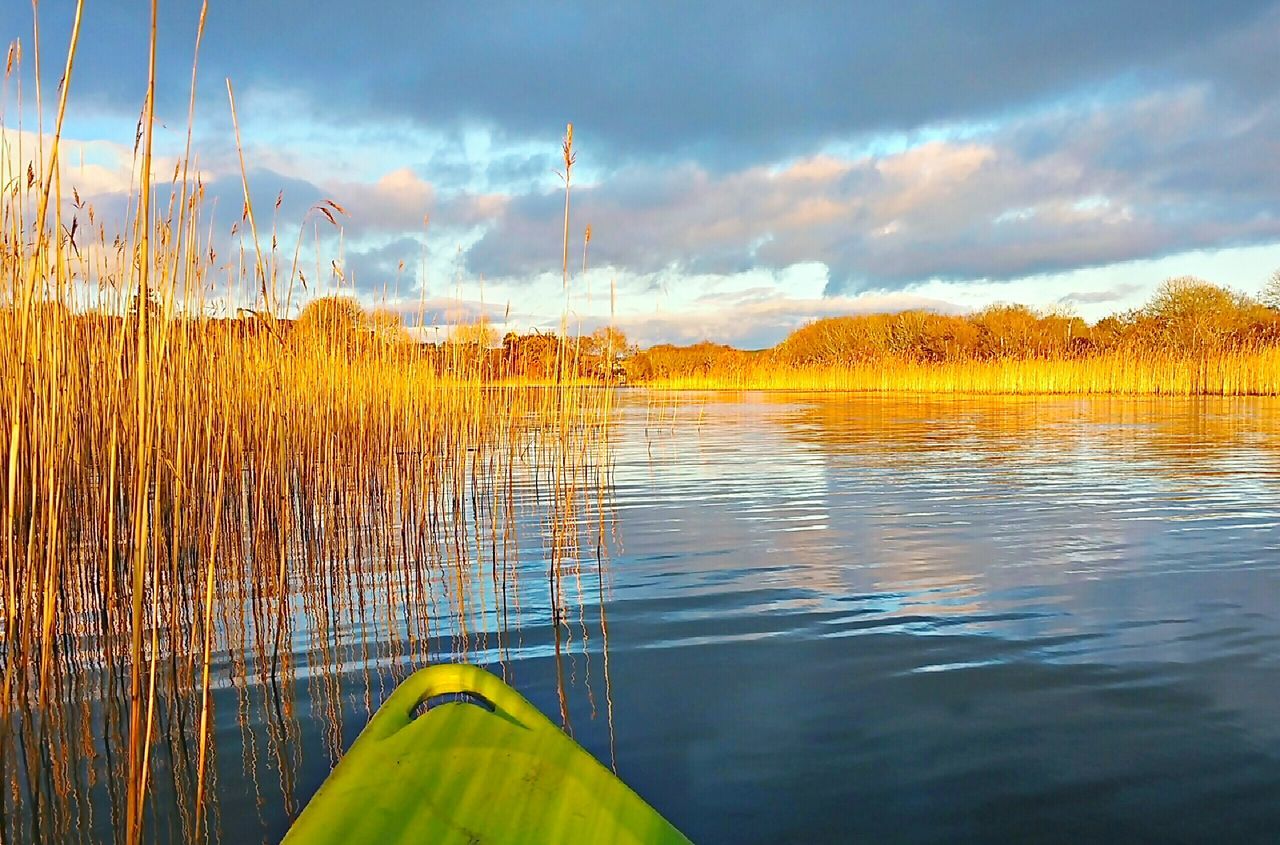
[601,393,1280,843]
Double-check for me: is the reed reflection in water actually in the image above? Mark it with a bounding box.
[3,384,621,845]
[602,392,1280,844]
[11,391,1280,844]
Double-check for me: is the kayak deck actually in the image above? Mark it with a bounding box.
[284,664,690,844]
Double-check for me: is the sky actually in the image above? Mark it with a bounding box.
[4,1,1280,347]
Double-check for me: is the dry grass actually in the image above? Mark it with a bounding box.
[1,9,618,844]
[639,348,1280,395]
[629,295,1280,395]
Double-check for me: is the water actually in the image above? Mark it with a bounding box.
[598,394,1280,843]
[35,392,1280,843]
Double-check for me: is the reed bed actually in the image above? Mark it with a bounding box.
[629,294,1280,395]
[1,10,621,843]
[638,347,1280,395]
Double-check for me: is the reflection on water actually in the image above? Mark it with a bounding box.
[13,392,1280,843]
[3,402,620,845]
[608,393,1280,843]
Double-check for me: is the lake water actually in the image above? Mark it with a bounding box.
[65,392,1280,843]
[594,394,1280,843]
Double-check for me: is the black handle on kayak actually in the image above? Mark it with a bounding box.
[364,664,546,741]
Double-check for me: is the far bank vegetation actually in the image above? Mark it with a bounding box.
[626,277,1280,395]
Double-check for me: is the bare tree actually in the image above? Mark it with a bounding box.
[1262,269,1280,310]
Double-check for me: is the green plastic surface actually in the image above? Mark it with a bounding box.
[283,664,691,844]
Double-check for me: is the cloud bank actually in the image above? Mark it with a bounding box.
[7,1,1280,343]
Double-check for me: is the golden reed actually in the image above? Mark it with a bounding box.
[640,348,1280,395]
[629,296,1280,395]
[2,5,618,843]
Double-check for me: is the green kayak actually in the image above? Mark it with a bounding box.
[284,664,690,844]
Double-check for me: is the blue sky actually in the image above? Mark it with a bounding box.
[5,1,1280,346]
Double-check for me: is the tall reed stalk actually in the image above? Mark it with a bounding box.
[0,9,622,844]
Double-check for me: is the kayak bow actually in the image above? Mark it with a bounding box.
[284,663,690,844]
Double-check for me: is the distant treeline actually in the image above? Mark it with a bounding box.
[70,294,632,382]
[624,277,1280,394]
[69,276,1280,393]
[292,296,628,380]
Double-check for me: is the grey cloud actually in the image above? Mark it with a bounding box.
[1059,283,1145,306]
[200,165,436,240]
[17,1,1279,163]
[342,236,426,296]
[462,80,1280,292]
[19,1,1280,300]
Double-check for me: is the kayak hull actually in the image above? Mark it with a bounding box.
[284,664,690,844]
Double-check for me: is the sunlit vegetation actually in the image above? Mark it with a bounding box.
[627,278,1280,394]
[252,297,628,383]
[1,11,619,844]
